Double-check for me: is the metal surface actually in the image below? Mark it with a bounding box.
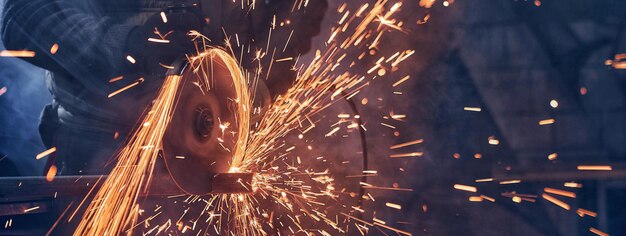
[0,173,252,216]
[0,173,252,200]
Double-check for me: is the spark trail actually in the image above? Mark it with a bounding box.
[75,0,414,235]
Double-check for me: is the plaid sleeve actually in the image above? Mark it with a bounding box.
[1,0,137,95]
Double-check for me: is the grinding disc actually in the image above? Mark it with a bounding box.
[162,52,246,195]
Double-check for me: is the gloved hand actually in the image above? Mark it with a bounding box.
[126,10,202,75]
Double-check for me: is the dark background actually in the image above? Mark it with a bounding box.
[0,1,51,176]
[2,0,626,235]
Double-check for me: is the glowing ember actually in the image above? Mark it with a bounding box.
[148,38,170,44]
[126,55,137,64]
[576,208,597,218]
[468,196,483,202]
[577,165,613,171]
[549,99,558,108]
[475,178,493,183]
[487,136,499,145]
[385,202,402,210]
[590,227,609,236]
[390,152,423,158]
[36,147,56,160]
[0,50,35,57]
[108,76,124,83]
[107,78,143,98]
[564,182,582,188]
[463,107,481,112]
[499,180,521,185]
[50,43,59,54]
[389,139,424,149]
[454,184,477,192]
[538,118,555,126]
[45,165,57,182]
[544,187,576,198]
[548,153,558,160]
[541,193,570,210]
[160,11,168,23]
[23,206,40,213]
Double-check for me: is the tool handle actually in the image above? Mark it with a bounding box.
[166,57,189,76]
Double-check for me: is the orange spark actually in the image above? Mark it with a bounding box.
[275,57,293,62]
[148,38,170,44]
[469,196,483,202]
[46,165,57,182]
[577,165,613,171]
[23,206,40,213]
[463,107,481,112]
[108,79,143,98]
[542,193,570,210]
[126,55,136,64]
[538,118,555,125]
[480,195,495,202]
[385,202,402,210]
[576,208,597,218]
[0,50,35,57]
[454,184,477,193]
[589,227,609,236]
[564,182,582,188]
[389,139,424,149]
[108,76,124,83]
[544,187,576,198]
[36,147,57,160]
[488,136,500,145]
[419,0,436,8]
[389,152,423,158]
[160,12,168,23]
[548,153,558,160]
[499,180,521,185]
[50,44,59,54]
[475,178,494,182]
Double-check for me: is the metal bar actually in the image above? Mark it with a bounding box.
[0,173,253,202]
[0,199,51,217]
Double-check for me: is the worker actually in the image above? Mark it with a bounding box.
[1,0,328,175]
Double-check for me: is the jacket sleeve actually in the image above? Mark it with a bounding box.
[1,0,137,94]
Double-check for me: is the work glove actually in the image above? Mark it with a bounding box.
[126,10,202,75]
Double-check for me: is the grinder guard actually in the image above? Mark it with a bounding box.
[162,54,246,195]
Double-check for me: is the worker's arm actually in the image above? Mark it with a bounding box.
[1,0,134,93]
[2,1,201,96]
